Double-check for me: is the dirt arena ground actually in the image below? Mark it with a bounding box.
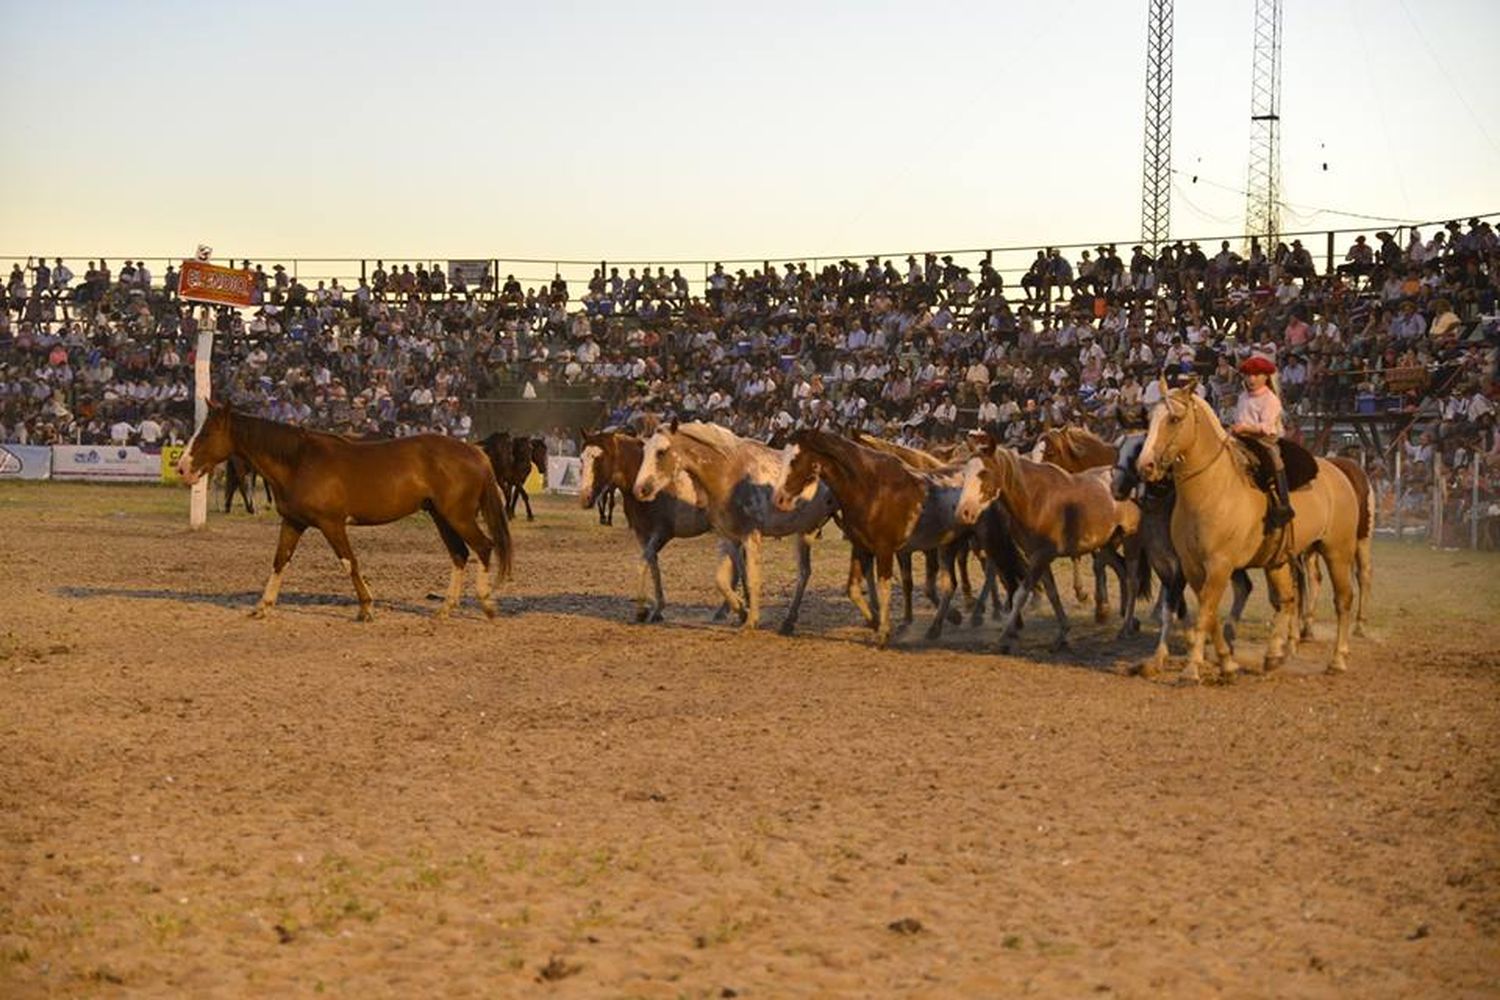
[1,482,1497,998]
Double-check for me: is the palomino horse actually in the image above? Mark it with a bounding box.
[1299,455,1375,639]
[481,433,548,521]
[1113,434,1254,675]
[1032,425,1131,619]
[579,429,743,623]
[1136,385,1360,681]
[633,422,837,635]
[771,428,972,648]
[177,401,512,621]
[957,437,1140,653]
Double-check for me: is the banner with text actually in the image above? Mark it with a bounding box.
[546,456,581,495]
[179,260,256,307]
[0,444,53,480]
[52,445,162,482]
[161,445,187,484]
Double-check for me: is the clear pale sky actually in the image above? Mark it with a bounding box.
[5,0,1497,264]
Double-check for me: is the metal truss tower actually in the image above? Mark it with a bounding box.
[1245,0,1283,246]
[1140,0,1174,250]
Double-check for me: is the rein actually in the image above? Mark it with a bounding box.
[1168,401,1231,485]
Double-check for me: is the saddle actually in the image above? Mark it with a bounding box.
[1237,436,1320,493]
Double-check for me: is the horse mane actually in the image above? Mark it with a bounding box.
[230,410,309,466]
[674,421,745,457]
[851,430,947,471]
[1182,391,1257,481]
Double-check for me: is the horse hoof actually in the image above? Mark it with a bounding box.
[1223,622,1237,645]
[432,607,452,621]
[480,601,498,620]
[946,608,962,625]
[648,609,665,624]
[249,606,269,620]
[1300,625,1315,641]
[1176,671,1202,687]
[710,606,729,623]
[1353,624,1367,639]
[1094,609,1109,625]
[635,606,650,623]
[776,620,795,637]
[1050,637,1071,654]
[1326,659,1348,675]
[356,608,374,623]
[1128,619,1141,635]
[876,633,891,650]
[1262,654,1284,674]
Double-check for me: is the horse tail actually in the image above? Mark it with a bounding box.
[480,474,513,582]
[1135,546,1153,601]
[1061,502,1083,556]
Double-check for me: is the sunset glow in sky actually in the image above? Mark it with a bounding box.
[5,1,1497,266]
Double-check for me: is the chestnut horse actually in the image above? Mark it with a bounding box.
[177,402,512,621]
[1137,385,1359,681]
[633,422,837,635]
[1032,425,1132,618]
[957,438,1140,653]
[772,428,974,647]
[579,429,742,623]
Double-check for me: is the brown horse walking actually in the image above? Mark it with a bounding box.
[1032,425,1130,618]
[957,437,1140,653]
[1300,454,1375,639]
[772,428,974,648]
[177,402,512,621]
[1136,385,1360,681]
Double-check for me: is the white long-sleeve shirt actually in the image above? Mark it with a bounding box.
[1234,386,1284,438]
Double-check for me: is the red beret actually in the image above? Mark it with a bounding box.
[1239,355,1276,376]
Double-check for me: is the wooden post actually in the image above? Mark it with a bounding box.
[1393,447,1404,541]
[190,305,214,529]
[1431,450,1444,547]
[1325,231,1335,276]
[1472,458,1482,550]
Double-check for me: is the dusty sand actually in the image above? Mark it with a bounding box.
[0,482,1497,998]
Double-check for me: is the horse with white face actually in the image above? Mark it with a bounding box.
[956,437,1139,654]
[579,429,742,623]
[632,421,836,635]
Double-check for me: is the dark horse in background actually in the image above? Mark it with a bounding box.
[223,453,273,514]
[481,432,548,521]
[178,401,512,621]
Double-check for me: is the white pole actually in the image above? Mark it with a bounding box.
[190,307,213,529]
[1393,446,1403,540]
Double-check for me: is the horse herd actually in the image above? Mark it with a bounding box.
[176,383,1372,683]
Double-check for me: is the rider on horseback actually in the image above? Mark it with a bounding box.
[1231,354,1294,529]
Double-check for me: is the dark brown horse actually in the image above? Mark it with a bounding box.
[178,402,512,621]
[481,433,548,521]
[223,453,272,514]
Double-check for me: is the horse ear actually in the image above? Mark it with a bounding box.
[668,417,680,434]
[1158,376,1170,397]
[1184,375,1200,393]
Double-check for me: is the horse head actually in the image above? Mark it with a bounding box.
[633,428,676,502]
[772,429,821,512]
[528,438,548,476]
[578,430,610,509]
[1137,385,1201,483]
[956,440,1019,525]
[176,399,233,485]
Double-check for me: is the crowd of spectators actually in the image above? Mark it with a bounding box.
[2,223,1497,516]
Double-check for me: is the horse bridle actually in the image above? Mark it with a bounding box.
[1155,395,1231,484]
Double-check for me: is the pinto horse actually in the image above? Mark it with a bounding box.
[1137,385,1360,680]
[633,421,837,635]
[579,429,743,623]
[772,428,973,648]
[177,402,512,621]
[957,437,1140,653]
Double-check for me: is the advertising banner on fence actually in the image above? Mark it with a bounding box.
[52,445,162,482]
[448,260,491,290]
[0,444,53,480]
[160,445,187,484]
[546,456,581,495]
[178,260,256,307]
